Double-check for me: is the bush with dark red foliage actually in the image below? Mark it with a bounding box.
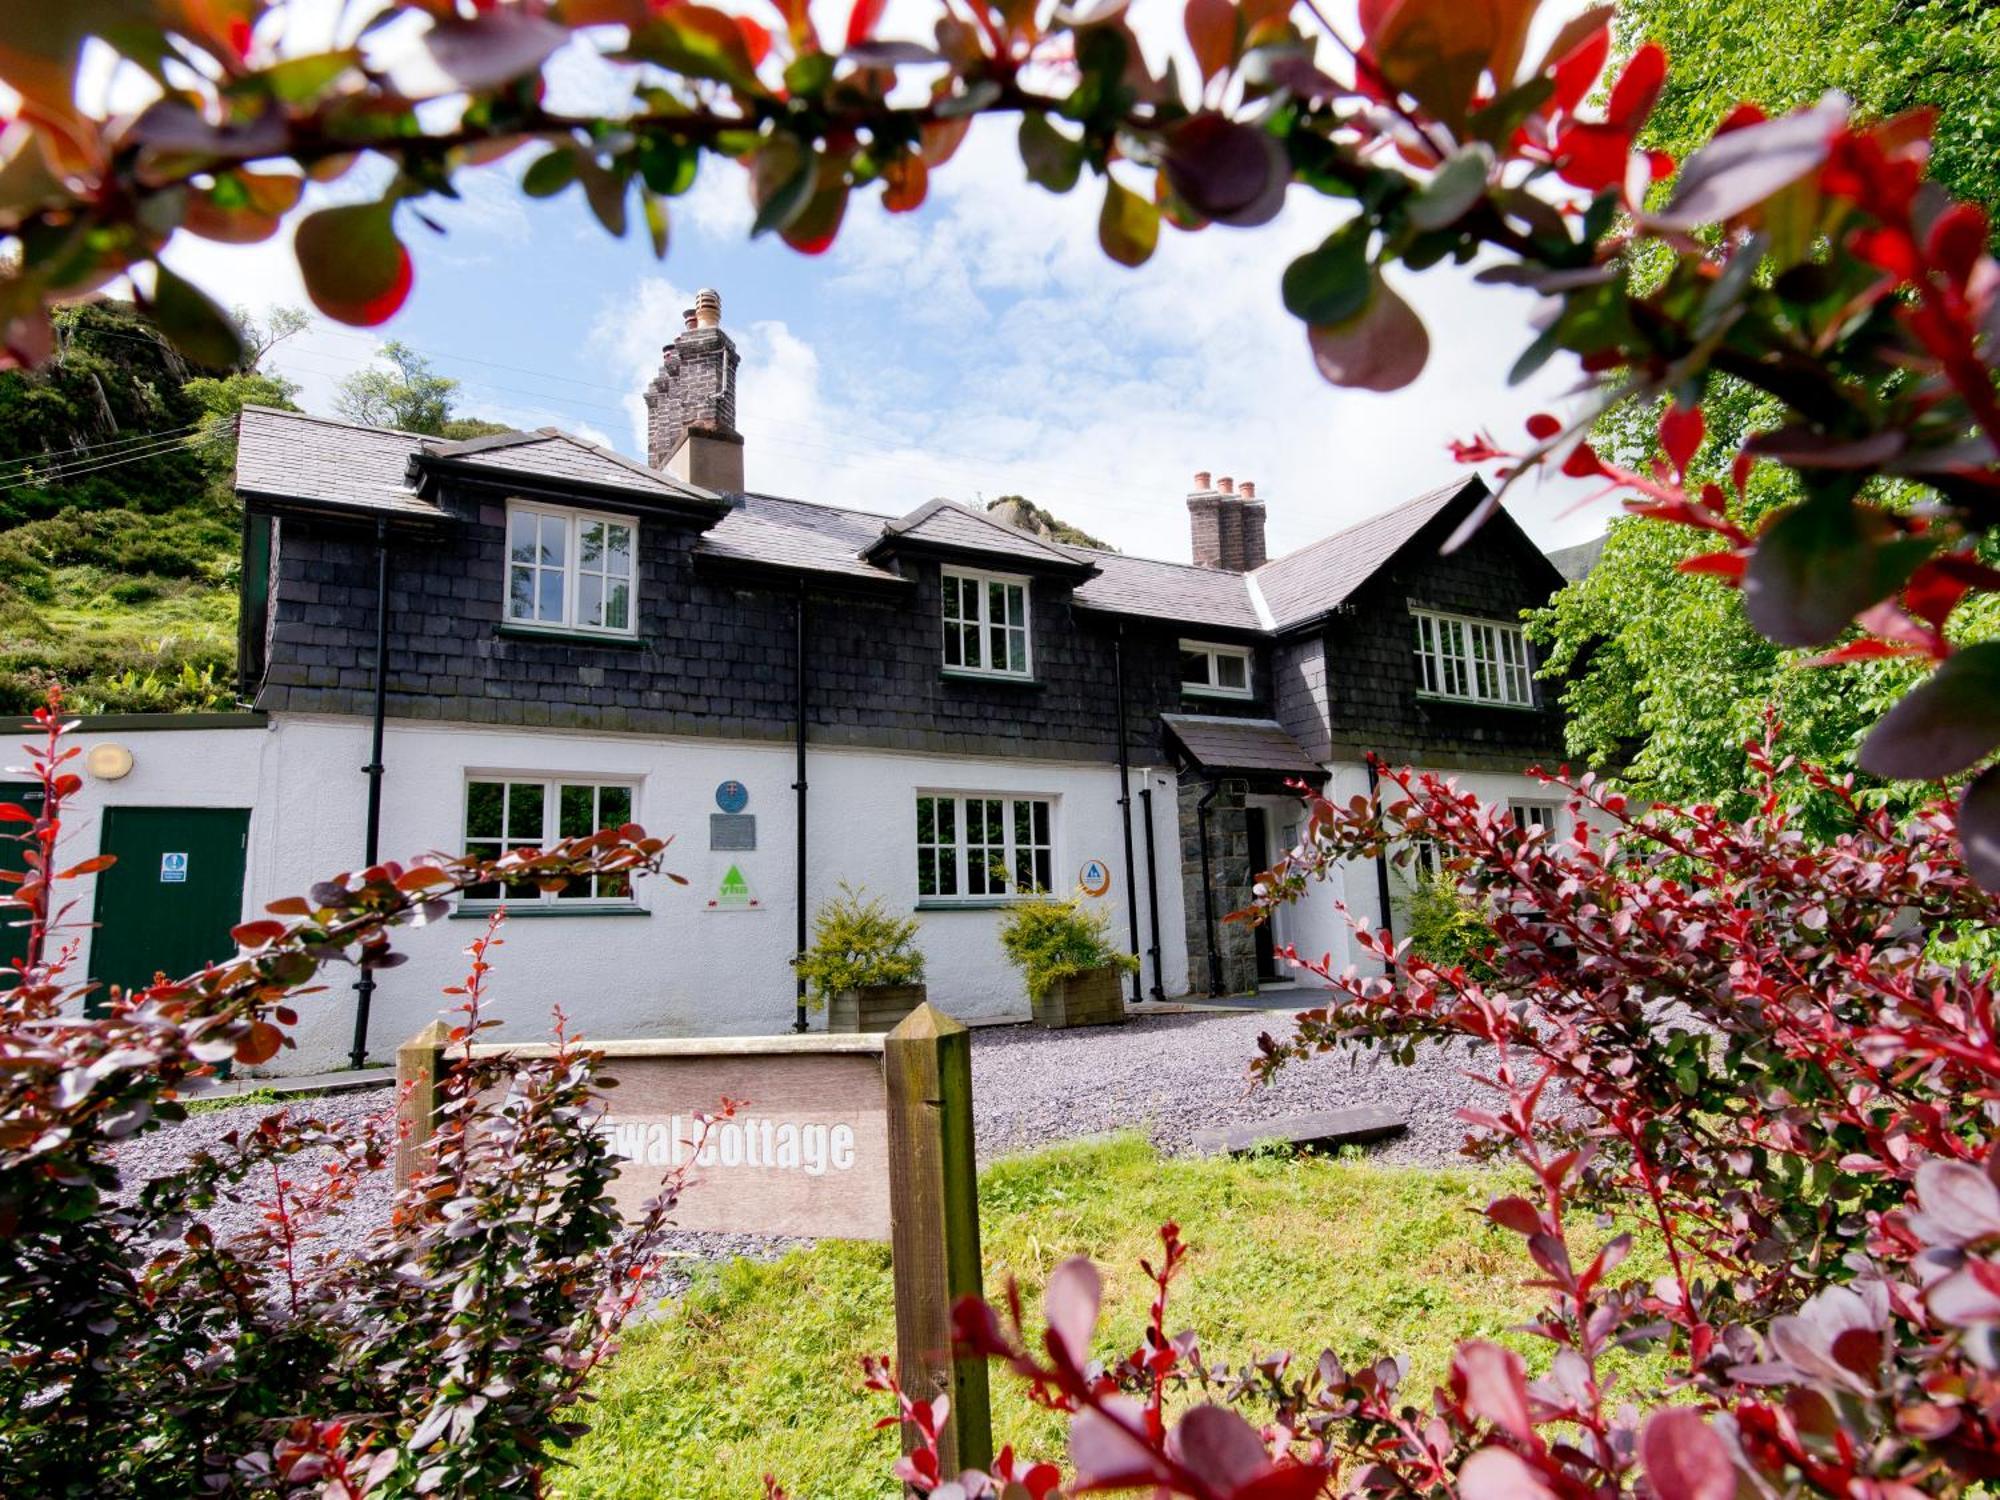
[872,725,1999,1499]
[0,694,699,1498]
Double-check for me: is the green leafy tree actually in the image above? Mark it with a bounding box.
[333,341,459,434]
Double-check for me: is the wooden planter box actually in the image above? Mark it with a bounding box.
[1030,966,1128,1029]
[828,983,928,1034]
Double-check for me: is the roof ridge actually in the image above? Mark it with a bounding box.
[240,403,433,442]
[1253,476,1471,575]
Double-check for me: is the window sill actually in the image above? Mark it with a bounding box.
[939,669,1040,687]
[1414,693,1543,713]
[452,903,650,919]
[497,623,647,649]
[915,898,1029,911]
[1180,688,1256,702]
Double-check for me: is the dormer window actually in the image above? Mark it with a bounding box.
[1179,640,1253,699]
[507,501,637,636]
[941,567,1031,678]
[1412,608,1533,706]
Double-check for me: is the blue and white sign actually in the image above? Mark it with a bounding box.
[715,779,749,814]
[1078,859,1111,897]
[160,851,189,884]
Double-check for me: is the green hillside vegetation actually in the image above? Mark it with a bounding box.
[0,308,513,715]
[0,300,261,715]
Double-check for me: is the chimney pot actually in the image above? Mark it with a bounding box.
[680,308,697,331]
[695,288,722,328]
[1217,476,1235,495]
[1239,480,1256,500]
[1192,469,1211,491]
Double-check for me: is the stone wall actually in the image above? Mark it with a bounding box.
[1177,771,1257,996]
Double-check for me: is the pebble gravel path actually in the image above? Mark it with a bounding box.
[107,1006,1492,1289]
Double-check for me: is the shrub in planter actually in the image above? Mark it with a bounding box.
[998,893,1137,1029]
[794,882,927,1033]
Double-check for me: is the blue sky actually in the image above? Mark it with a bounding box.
[140,0,1609,564]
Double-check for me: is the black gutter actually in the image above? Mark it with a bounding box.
[792,579,810,1034]
[1112,623,1141,1003]
[1195,777,1223,998]
[349,517,391,1070]
[1138,784,1165,1001]
[1365,759,1396,972]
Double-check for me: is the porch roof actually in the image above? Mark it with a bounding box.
[1161,714,1326,782]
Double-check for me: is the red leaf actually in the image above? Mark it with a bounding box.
[1547,18,1609,117]
[1850,224,1920,279]
[1308,275,1430,392]
[1553,121,1631,191]
[1044,1256,1101,1368]
[1903,558,1979,632]
[1960,765,2000,891]
[1639,1408,1736,1500]
[1485,1195,1541,1234]
[294,201,412,326]
[1561,441,1604,478]
[1455,1342,1534,1440]
[1070,1398,1168,1489]
[1926,202,1990,289]
[232,919,288,947]
[735,14,772,66]
[1677,552,1746,582]
[1459,1447,1559,1500]
[1606,41,1666,129]
[1185,0,1237,84]
[1659,400,1703,477]
[235,1020,285,1066]
[1169,1404,1269,1493]
[56,853,115,878]
[1525,412,1561,440]
[843,0,887,47]
[1715,101,1767,134]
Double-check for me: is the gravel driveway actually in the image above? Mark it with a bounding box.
[106,1006,1488,1289]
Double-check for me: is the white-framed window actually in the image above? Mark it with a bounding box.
[1508,799,1562,834]
[462,775,637,904]
[507,501,637,636]
[1179,640,1253,698]
[1412,608,1534,706]
[915,792,1053,901]
[940,568,1031,678]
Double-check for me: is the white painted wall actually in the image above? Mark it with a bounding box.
[1267,761,1575,985]
[43,713,1188,1075]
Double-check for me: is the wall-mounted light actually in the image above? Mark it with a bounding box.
[85,742,134,780]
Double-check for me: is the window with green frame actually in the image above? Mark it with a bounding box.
[462,776,636,903]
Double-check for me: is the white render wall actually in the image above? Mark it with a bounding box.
[1266,761,1576,986]
[48,713,1189,1075]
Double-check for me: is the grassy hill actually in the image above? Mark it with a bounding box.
[0,302,246,715]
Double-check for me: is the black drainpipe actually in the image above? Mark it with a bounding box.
[1112,622,1141,1003]
[1195,776,1223,998]
[1365,759,1396,971]
[1138,783,1164,1000]
[791,579,810,1033]
[348,517,391,1070]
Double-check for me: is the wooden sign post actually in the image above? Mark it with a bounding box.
[395,1003,992,1475]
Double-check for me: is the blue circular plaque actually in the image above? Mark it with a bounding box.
[715,779,749,813]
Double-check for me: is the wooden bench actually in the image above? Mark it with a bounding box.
[1189,1105,1406,1157]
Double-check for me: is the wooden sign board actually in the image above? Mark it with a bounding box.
[473,1036,891,1240]
[395,1006,992,1476]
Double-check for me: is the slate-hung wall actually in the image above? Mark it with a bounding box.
[257,483,1275,763]
[1320,509,1567,770]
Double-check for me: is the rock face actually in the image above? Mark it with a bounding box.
[984,496,1111,552]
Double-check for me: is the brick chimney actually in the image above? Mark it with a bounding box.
[644,287,744,492]
[1188,471,1265,571]
[1239,479,1267,569]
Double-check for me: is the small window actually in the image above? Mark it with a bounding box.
[463,775,637,904]
[915,792,1053,902]
[1412,609,1534,706]
[1179,640,1253,698]
[1508,799,1561,835]
[507,502,637,636]
[940,568,1031,678]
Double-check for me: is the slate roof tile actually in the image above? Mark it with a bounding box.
[1161,714,1326,779]
[235,406,436,516]
[1251,479,1472,629]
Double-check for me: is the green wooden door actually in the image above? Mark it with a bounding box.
[87,807,249,1003]
[0,781,42,986]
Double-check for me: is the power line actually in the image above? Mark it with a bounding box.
[0,431,221,496]
[0,421,205,480]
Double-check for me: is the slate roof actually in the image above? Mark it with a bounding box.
[423,429,713,502]
[234,405,1493,630]
[234,406,440,517]
[870,498,1090,569]
[1546,532,1607,582]
[1251,478,1473,630]
[1068,549,1263,631]
[1161,714,1327,780]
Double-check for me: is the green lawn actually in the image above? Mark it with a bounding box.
[555,1134,1666,1499]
